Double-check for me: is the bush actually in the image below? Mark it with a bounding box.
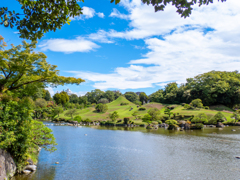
[98,98,109,104]
[139,107,146,111]
[204,106,209,109]
[179,115,185,120]
[117,120,122,123]
[73,115,82,122]
[181,103,186,106]
[158,120,162,124]
[124,117,130,124]
[120,102,129,106]
[95,103,108,113]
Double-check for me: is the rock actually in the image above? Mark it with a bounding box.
[24,165,37,171]
[216,122,225,128]
[0,149,16,180]
[235,122,240,126]
[27,159,33,165]
[153,125,158,130]
[236,156,240,159]
[232,129,236,131]
[55,162,59,164]
[23,170,32,174]
[209,125,216,128]
[184,123,190,130]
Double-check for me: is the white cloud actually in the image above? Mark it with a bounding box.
[82,7,95,19]
[67,17,240,89]
[70,7,105,20]
[109,8,129,20]
[45,87,55,97]
[96,12,105,18]
[47,0,240,90]
[39,37,100,53]
[88,30,114,43]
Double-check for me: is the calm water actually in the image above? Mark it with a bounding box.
[14,125,240,180]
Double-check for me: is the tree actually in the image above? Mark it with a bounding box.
[53,91,69,105]
[109,111,119,121]
[191,99,203,108]
[73,115,82,122]
[212,112,226,123]
[44,90,51,101]
[64,109,78,119]
[53,106,64,118]
[86,89,104,104]
[148,108,161,121]
[79,96,88,106]
[164,108,173,118]
[165,120,178,130]
[231,112,240,123]
[192,113,208,124]
[124,92,139,103]
[95,103,108,113]
[35,98,47,108]
[112,0,226,18]
[139,92,148,104]
[98,98,109,104]
[0,93,57,166]
[0,40,84,94]
[103,90,115,102]
[132,111,139,119]
[69,94,79,104]
[142,114,152,125]
[0,0,82,41]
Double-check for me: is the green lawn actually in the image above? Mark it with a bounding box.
[58,96,234,122]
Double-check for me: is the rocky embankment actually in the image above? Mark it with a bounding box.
[0,149,16,180]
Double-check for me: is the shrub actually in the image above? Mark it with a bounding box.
[184,104,192,109]
[73,115,82,122]
[95,103,108,113]
[181,103,186,106]
[98,98,109,104]
[139,107,146,111]
[191,113,208,124]
[191,99,203,108]
[165,120,179,130]
[158,120,162,124]
[120,102,129,106]
[204,106,209,109]
[179,115,185,120]
[117,120,122,123]
[124,117,130,124]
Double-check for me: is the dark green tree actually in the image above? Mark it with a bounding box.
[124,92,139,103]
[103,90,115,102]
[139,92,148,104]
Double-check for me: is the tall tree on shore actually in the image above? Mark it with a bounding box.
[0,40,84,94]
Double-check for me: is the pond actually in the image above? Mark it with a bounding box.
[14,125,240,180]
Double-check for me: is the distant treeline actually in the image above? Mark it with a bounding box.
[51,71,240,108]
[149,71,240,107]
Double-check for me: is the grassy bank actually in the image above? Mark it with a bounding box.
[58,96,234,123]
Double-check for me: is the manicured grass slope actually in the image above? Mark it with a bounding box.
[59,96,234,122]
[59,96,157,121]
[171,105,234,121]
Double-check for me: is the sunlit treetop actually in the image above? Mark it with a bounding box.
[0,39,85,93]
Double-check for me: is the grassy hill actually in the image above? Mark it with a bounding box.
[59,96,156,122]
[58,96,234,123]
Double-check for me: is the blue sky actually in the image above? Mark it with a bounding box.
[1,0,240,96]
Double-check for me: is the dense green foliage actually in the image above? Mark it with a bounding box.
[109,111,119,121]
[139,92,148,104]
[124,92,139,103]
[95,103,108,113]
[0,93,57,168]
[0,40,84,94]
[149,71,240,107]
[0,0,83,40]
[53,91,69,105]
[192,113,208,124]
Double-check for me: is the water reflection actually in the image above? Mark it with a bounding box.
[15,125,240,180]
